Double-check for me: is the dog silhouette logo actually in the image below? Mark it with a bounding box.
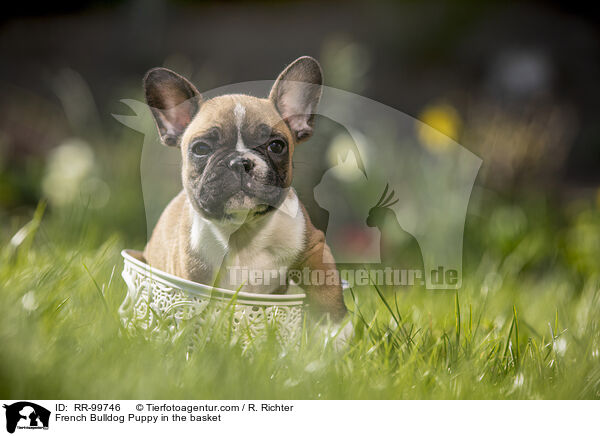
[3,402,50,433]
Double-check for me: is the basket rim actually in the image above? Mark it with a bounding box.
[121,249,307,303]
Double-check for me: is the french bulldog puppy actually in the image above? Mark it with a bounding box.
[143,56,346,321]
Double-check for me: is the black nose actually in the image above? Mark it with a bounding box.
[228,156,254,173]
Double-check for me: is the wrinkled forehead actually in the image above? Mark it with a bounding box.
[182,95,291,144]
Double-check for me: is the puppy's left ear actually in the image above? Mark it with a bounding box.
[270,56,323,142]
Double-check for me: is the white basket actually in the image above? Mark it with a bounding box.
[119,249,306,345]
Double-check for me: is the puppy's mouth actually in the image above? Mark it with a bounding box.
[195,188,280,223]
[223,204,274,221]
[221,191,276,222]
[249,203,275,216]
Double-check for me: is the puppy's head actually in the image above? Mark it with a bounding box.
[144,56,322,223]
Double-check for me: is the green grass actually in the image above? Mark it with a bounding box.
[1,189,600,400]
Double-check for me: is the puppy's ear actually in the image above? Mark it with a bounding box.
[269,56,323,143]
[144,68,201,146]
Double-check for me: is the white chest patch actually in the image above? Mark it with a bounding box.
[189,190,306,293]
[189,209,229,272]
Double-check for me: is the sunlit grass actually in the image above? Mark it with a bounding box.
[1,192,599,399]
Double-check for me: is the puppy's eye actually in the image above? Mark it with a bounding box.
[191,141,211,157]
[267,139,286,154]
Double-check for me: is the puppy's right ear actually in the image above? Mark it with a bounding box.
[144,68,201,146]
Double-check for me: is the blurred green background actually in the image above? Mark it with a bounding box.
[2,0,600,238]
[1,0,600,399]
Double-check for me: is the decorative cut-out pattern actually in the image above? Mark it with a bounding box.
[119,258,305,347]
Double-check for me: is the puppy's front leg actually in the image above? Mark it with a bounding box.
[294,228,347,322]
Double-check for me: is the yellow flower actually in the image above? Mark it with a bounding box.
[417,102,462,154]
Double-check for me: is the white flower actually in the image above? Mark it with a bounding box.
[42,138,109,208]
[514,373,524,388]
[304,360,324,373]
[553,338,567,356]
[21,291,38,312]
